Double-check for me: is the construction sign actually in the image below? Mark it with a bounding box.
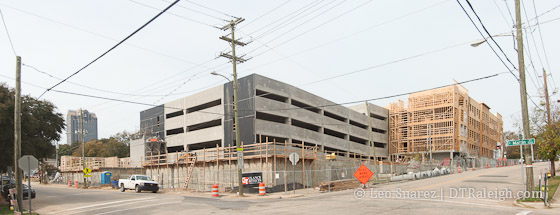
[353,164,374,185]
[83,167,92,177]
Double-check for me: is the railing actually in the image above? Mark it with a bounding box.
[143,141,318,166]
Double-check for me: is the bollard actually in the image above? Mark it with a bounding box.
[68,180,72,187]
[259,183,266,196]
[75,180,79,188]
[212,184,219,197]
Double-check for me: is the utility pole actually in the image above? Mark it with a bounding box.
[543,69,556,176]
[55,141,59,169]
[515,0,534,192]
[365,102,379,182]
[81,109,87,189]
[429,124,432,168]
[219,17,247,196]
[14,56,23,211]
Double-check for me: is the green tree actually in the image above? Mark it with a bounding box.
[71,138,129,158]
[111,130,142,146]
[0,83,64,171]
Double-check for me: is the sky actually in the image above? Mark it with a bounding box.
[0,0,559,145]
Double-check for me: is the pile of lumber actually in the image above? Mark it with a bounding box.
[318,179,362,191]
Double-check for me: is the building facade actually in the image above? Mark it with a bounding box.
[140,74,390,159]
[388,84,503,161]
[66,109,98,145]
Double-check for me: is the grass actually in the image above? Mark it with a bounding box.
[0,203,40,215]
[518,175,560,202]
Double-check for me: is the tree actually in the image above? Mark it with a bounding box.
[71,138,129,158]
[527,101,560,177]
[0,83,65,171]
[504,131,521,159]
[111,130,142,146]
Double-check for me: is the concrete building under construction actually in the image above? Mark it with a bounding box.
[388,84,503,161]
[138,73,389,160]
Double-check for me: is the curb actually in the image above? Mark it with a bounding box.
[512,198,535,209]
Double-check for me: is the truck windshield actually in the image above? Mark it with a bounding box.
[136,176,151,181]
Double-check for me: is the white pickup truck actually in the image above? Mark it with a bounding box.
[118,175,159,193]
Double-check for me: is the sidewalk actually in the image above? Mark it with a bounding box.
[162,187,323,200]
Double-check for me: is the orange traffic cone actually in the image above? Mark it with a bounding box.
[458,163,462,173]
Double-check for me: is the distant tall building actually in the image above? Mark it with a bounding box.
[67,109,98,145]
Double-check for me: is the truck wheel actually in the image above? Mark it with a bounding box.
[120,184,125,192]
[135,185,141,193]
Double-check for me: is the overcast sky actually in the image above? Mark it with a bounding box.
[1,0,559,144]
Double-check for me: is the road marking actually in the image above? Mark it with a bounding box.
[93,201,183,215]
[515,211,532,215]
[412,197,522,210]
[409,169,503,191]
[46,197,154,214]
[64,198,178,215]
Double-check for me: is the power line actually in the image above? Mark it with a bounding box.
[38,0,181,99]
[241,72,507,113]
[237,0,449,77]
[253,0,339,40]
[456,0,518,81]
[463,0,519,71]
[0,8,17,56]
[182,0,237,19]
[527,2,560,23]
[300,40,473,87]
[159,0,227,21]
[239,0,292,29]
[243,0,322,36]
[23,64,169,97]
[249,0,374,59]
[0,2,204,66]
[129,0,220,28]
[531,0,556,91]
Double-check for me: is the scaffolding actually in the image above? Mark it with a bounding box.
[389,85,502,159]
[60,156,134,172]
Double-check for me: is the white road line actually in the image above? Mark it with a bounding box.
[64,198,178,215]
[515,211,532,215]
[93,201,183,215]
[413,198,522,210]
[46,197,154,214]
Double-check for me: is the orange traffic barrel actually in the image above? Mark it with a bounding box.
[259,183,266,196]
[68,180,72,187]
[212,184,219,197]
[75,180,79,188]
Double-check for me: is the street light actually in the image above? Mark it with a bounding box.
[211,71,231,82]
[210,71,243,196]
[470,33,514,47]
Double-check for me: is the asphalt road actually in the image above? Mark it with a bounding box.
[23,161,560,215]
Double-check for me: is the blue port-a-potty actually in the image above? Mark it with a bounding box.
[101,171,112,184]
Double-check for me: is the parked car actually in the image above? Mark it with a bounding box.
[118,175,159,193]
[2,181,36,201]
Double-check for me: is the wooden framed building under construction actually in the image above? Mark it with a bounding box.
[389,84,503,161]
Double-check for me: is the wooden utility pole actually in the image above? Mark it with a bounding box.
[365,102,379,182]
[219,17,248,196]
[515,0,534,192]
[543,69,556,177]
[14,56,23,211]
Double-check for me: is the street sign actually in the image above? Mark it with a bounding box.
[237,148,244,169]
[18,155,38,173]
[289,153,299,166]
[83,167,92,175]
[507,139,535,146]
[353,164,374,185]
